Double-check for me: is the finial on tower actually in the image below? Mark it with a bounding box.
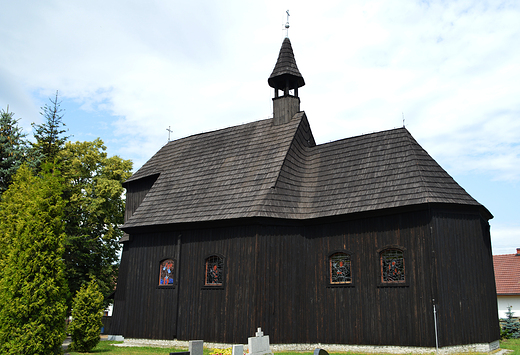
[285,10,290,38]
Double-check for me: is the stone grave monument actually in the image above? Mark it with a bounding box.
[232,344,244,355]
[248,328,273,355]
[190,340,204,355]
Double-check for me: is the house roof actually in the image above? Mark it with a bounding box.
[493,250,520,295]
[122,112,489,230]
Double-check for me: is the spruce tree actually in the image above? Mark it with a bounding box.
[0,106,29,194]
[32,91,69,163]
[502,306,520,339]
[0,164,67,354]
[69,279,105,352]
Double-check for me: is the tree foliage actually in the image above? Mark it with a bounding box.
[502,306,520,339]
[3,93,134,316]
[32,90,69,163]
[58,139,132,306]
[69,279,105,352]
[0,106,29,194]
[0,165,67,354]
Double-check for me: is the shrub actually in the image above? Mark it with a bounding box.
[69,279,105,352]
[502,306,520,339]
[0,165,67,354]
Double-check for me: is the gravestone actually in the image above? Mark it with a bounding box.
[190,340,204,355]
[107,335,124,341]
[232,344,244,355]
[248,328,272,355]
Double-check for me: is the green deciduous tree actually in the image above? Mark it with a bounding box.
[58,138,132,307]
[69,279,105,352]
[0,164,67,354]
[0,106,30,194]
[32,91,69,163]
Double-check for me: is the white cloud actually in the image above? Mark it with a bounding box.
[1,0,519,252]
[491,225,520,255]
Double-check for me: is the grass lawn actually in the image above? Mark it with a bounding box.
[67,339,520,355]
[67,341,189,354]
[500,338,520,355]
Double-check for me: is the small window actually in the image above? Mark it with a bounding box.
[205,255,223,286]
[380,249,405,283]
[329,252,352,284]
[159,259,175,286]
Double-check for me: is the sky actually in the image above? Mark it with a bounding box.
[1,0,519,255]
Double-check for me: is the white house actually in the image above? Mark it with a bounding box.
[493,248,520,319]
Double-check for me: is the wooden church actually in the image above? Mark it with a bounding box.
[111,37,499,349]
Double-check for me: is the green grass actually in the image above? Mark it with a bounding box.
[500,338,520,355]
[67,341,189,354]
[67,342,223,355]
[66,339,520,355]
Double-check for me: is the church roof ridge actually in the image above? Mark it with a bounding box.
[122,116,490,230]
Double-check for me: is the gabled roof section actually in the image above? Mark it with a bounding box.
[494,251,520,295]
[297,128,485,218]
[123,118,490,230]
[123,114,311,228]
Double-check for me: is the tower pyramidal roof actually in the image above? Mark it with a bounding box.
[268,37,305,90]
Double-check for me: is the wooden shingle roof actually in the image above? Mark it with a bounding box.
[268,37,305,90]
[493,251,520,295]
[122,113,490,230]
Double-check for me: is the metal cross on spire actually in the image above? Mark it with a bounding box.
[166,126,173,142]
[285,10,290,38]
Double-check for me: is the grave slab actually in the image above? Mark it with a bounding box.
[190,340,204,355]
[248,328,273,355]
[232,344,244,355]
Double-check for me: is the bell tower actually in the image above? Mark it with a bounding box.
[268,37,305,125]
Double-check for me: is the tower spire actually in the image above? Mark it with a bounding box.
[268,36,305,125]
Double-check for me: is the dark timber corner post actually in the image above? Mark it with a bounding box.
[268,37,305,125]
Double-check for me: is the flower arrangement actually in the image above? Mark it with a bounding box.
[210,348,233,355]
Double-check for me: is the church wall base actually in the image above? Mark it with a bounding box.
[115,338,501,354]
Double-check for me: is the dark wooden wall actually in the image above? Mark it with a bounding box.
[430,209,499,346]
[111,207,499,347]
[111,232,180,339]
[123,174,158,222]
